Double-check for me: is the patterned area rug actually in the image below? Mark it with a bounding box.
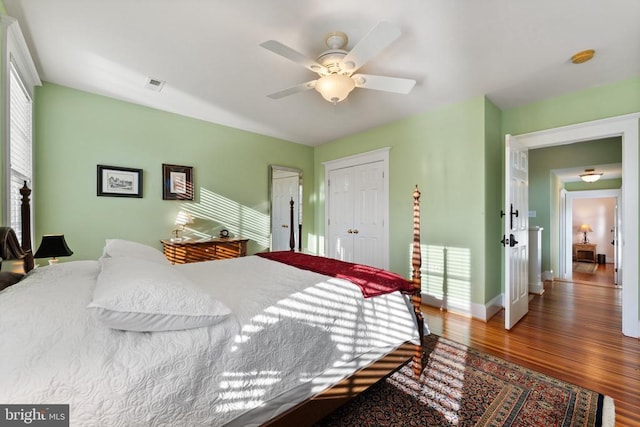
[574,262,598,274]
[316,335,614,426]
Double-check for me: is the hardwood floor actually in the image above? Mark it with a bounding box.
[571,262,616,285]
[422,279,640,426]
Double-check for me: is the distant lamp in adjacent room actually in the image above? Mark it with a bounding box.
[171,210,194,242]
[578,224,593,244]
[579,168,603,183]
[34,234,73,265]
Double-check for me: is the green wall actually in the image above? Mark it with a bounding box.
[565,178,622,192]
[483,98,503,303]
[314,96,502,311]
[502,76,640,136]
[34,82,314,260]
[24,61,640,320]
[528,138,622,273]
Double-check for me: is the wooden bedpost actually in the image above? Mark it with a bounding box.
[20,181,32,252]
[19,181,34,272]
[412,185,424,376]
[289,197,295,251]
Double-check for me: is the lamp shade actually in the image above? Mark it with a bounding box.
[578,224,593,233]
[34,234,73,259]
[315,74,355,104]
[175,210,194,226]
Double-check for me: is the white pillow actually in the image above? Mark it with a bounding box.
[101,239,169,265]
[88,257,232,331]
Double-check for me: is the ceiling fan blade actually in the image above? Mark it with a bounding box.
[340,21,402,74]
[260,40,327,74]
[266,80,317,99]
[353,74,416,94]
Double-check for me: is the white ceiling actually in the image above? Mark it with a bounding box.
[5,0,640,146]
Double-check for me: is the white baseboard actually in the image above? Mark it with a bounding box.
[421,293,504,322]
[529,281,544,295]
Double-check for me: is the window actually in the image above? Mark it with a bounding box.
[2,16,40,244]
[7,61,32,242]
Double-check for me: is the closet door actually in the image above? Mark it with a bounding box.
[327,167,355,261]
[327,161,386,268]
[352,162,385,267]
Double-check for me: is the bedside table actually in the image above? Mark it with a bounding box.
[161,238,249,264]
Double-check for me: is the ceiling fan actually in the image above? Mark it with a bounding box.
[260,21,416,104]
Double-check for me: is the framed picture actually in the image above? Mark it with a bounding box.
[162,164,194,200]
[97,165,143,198]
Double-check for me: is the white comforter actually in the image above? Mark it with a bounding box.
[0,257,420,426]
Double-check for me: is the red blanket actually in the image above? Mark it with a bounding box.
[256,251,414,298]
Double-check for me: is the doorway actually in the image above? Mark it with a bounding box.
[510,113,638,338]
[270,165,302,252]
[562,190,620,286]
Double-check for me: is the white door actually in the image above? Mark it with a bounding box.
[504,134,529,329]
[327,162,386,268]
[352,163,385,267]
[271,174,299,251]
[328,167,355,261]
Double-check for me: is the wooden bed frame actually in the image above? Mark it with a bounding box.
[5,182,424,426]
[0,182,34,273]
[266,186,425,425]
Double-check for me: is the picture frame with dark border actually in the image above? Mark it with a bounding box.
[97,165,143,198]
[162,164,194,200]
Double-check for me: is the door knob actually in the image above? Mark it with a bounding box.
[501,234,519,247]
[347,229,353,234]
[353,229,359,234]
[281,224,288,228]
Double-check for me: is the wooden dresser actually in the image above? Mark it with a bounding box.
[161,238,249,264]
[573,243,597,263]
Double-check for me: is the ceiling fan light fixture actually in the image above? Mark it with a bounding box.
[315,74,355,104]
[580,168,603,183]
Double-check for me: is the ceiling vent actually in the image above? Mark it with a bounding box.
[145,77,165,92]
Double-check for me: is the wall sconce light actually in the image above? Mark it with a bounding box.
[172,210,194,242]
[34,234,73,265]
[578,224,593,243]
[580,168,603,183]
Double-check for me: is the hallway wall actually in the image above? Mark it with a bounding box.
[572,197,616,261]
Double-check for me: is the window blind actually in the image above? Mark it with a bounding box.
[8,60,33,244]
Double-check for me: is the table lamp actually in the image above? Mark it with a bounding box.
[171,210,194,242]
[34,234,73,265]
[578,224,592,244]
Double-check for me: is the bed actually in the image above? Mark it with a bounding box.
[0,183,426,426]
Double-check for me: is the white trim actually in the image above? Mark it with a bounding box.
[323,147,390,269]
[515,113,639,338]
[1,16,41,94]
[425,292,503,321]
[476,293,504,321]
[322,147,391,169]
[2,15,40,240]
